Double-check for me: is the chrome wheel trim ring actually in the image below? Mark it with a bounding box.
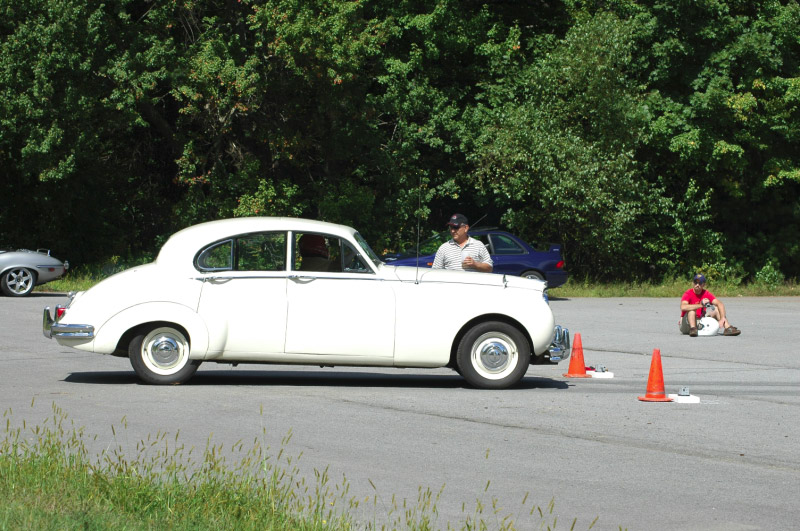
[470,331,519,380]
[141,328,189,375]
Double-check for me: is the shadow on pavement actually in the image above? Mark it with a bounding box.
[64,370,570,390]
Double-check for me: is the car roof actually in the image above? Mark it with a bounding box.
[470,228,514,236]
[156,217,358,267]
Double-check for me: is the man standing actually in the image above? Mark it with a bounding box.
[432,213,493,272]
[680,273,741,337]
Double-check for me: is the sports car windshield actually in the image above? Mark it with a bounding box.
[354,232,383,267]
[393,232,449,259]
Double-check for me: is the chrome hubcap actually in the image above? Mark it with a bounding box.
[479,341,509,370]
[149,336,180,368]
[141,328,189,374]
[471,332,518,379]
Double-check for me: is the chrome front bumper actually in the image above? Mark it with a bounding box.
[546,325,571,363]
[42,306,95,339]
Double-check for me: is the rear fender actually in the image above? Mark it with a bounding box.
[92,302,209,358]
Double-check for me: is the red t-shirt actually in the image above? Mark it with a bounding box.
[681,288,716,318]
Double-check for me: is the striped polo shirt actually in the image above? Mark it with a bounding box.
[432,237,493,271]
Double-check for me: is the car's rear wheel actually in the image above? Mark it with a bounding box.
[1,267,35,297]
[456,321,530,389]
[128,326,200,385]
[521,270,544,281]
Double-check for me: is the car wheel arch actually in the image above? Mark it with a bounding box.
[449,314,532,368]
[92,302,209,356]
[115,321,192,357]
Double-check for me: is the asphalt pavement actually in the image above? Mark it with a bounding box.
[2,293,799,530]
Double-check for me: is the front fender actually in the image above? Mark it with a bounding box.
[93,302,209,359]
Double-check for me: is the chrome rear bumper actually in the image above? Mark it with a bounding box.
[43,307,95,339]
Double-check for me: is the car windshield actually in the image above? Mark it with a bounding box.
[353,232,383,267]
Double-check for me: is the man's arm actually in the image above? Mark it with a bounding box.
[462,243,493,272]
[463,257,492,272]
[680,299,703,313]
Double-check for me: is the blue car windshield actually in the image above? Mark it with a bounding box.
[393,231,449,259]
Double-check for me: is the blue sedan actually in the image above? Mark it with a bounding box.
[383,229,568,288]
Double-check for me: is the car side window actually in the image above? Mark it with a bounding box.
[294,233,336,272]
[342,241,371,273]
[236,232,286,271]
[490,234,524,255]
[197,240,233,271]
[293,233,372,274]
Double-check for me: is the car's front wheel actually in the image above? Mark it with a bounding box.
[128,326,200,384]
[456,321,530,389]
[1,267,36,297]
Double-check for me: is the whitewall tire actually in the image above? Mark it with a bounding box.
[128,326,200,384]
[456,321,530,389]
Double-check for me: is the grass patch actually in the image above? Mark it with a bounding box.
[1,403,603,530]
[39,255,155,294]
[39,266,800,298]
[548,276,800,298]
[33,253,798,298]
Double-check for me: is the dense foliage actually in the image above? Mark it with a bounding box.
[1,0,798,281]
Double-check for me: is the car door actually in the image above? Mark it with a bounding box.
[195,232,288,359]
[479,233,527,275]
[284,232,395,360]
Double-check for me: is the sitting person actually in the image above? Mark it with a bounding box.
[679,273,741,337]
[298,234,332,272]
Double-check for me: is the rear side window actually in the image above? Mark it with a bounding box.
[236,232,286,271]
[490,234,524,255]
[196,232,287,272]
[197,240,233,271]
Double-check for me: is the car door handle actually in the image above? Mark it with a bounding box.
[288,274,316,282]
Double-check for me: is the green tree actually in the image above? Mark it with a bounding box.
[632,0,800,277]
[1,0,798,281]
[467,12,672,278]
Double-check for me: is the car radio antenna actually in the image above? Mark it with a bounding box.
[471,213,488,228]
[415,173,422,284]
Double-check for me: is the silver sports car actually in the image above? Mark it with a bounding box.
[0,248,68,297]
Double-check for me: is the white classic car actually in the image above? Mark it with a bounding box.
[43,218,570,389]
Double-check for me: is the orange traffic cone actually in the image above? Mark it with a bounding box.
[638,349,673,402]
[563,333,591,378]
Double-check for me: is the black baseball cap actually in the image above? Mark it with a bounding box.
[446,213,468,227]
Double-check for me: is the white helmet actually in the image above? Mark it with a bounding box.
[697,316,720,336]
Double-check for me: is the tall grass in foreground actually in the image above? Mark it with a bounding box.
[1,403,604,530]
